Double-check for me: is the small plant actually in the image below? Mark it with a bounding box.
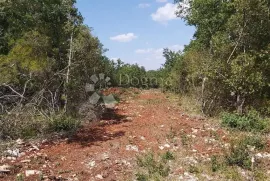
[211,155,223,172]
[188,165,200,174]
[166,126,176,141]
[180,132,190,146]
[135,173,148,181]
[136,152,170,180]
[221,111,269,132]
[225,139,252,169]
[48,114,80,133]
[161,151,175,161]
[241,135,266,151]
[16,174,24,181]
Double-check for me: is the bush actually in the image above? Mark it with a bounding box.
[241,135,266,151]
[225,140,252,169]
[221,111,269,132]
[48,114,81,133]
[0,108,80,140]
[0,110,48,139]
[136,152,170,180]
[224,135,265,170]
[211,155,224,172]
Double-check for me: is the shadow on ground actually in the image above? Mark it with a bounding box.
[67,108,130,146]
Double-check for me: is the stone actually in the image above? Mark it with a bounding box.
[95,174,103,179]
[126,145,139,152]
[25,170,41,177]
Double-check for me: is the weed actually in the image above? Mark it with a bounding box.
[211,155,224,172]
[166,126,176,141]
[222,111,269,132]
[16,174,24,181]
[241,135,266,151]
[135,173,148,181]
[254,169,268,180]
[136,152,170,180]
[180,132,190,146]
[188,165,200,174]
[223,166,244,180]
[225,139,252,169]
[161,151,175,161]
[48,114,80,133]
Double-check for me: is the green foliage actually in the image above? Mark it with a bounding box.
[222,111,269,132]
[136,152,171,180]
[48,114,80,133]
[224,135,265,170]
[211,155,223,172]
[225,141,252,169]
[161,151,175,161]
[169,0,270,115]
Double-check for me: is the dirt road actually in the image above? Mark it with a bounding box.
[0,89,238,180]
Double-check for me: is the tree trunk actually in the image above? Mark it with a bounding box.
[236,94,245,115]
[63,32,73,113]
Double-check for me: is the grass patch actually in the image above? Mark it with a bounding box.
[221,111,269,132]
[135,151,174,180]
[48,114,80,133]
[0,109,81,140]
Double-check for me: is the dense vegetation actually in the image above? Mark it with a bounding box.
[0,0,269,139]
[157,0,270,117]
[0,0,149,139]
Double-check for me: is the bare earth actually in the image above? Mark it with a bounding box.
[1,89,269,180]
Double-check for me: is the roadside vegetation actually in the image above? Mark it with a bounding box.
[0,0,270,180]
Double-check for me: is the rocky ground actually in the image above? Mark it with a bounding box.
[0,89,270,180]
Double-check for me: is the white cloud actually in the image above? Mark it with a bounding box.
[135,45,183,55]
[156,0,168,3]
[111,58,119,62]
[134,45,184,70]
[151,3,178,23]
[110,33,138,42]
[135,45,183,64]
[135,48,153,54]
[138,3,151,8]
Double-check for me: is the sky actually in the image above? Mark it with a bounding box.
[76,0,195,70]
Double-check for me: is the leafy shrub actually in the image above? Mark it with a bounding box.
[188,165,200,174]
[0,108,80,140]
[48,114,80,133]
[0,110,47,139]
[136,152,170,180]
[224,136,260,169]
[221,111,269,132]
[241,135,266,151]
[225,142,251,169]
[161,151,175,161]
[211,155,224,172]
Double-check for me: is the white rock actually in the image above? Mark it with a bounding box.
[6,149,20,157]
[164,144,170,148]
[88,161,96,168]
[16,139,25,145]
[6,156,16,160]
[159,146,164,150]
[126,145,139,152]
[25,170,41,177]
[0,165,12,173]
[192,149,197,153]
[140,136,146,140]
[95,174,103,179]
[101,153,110,161]
[191,128,198,134]
[255,153,263,158]
[21,159,31,163]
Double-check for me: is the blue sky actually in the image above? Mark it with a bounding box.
[76,0,195,70]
